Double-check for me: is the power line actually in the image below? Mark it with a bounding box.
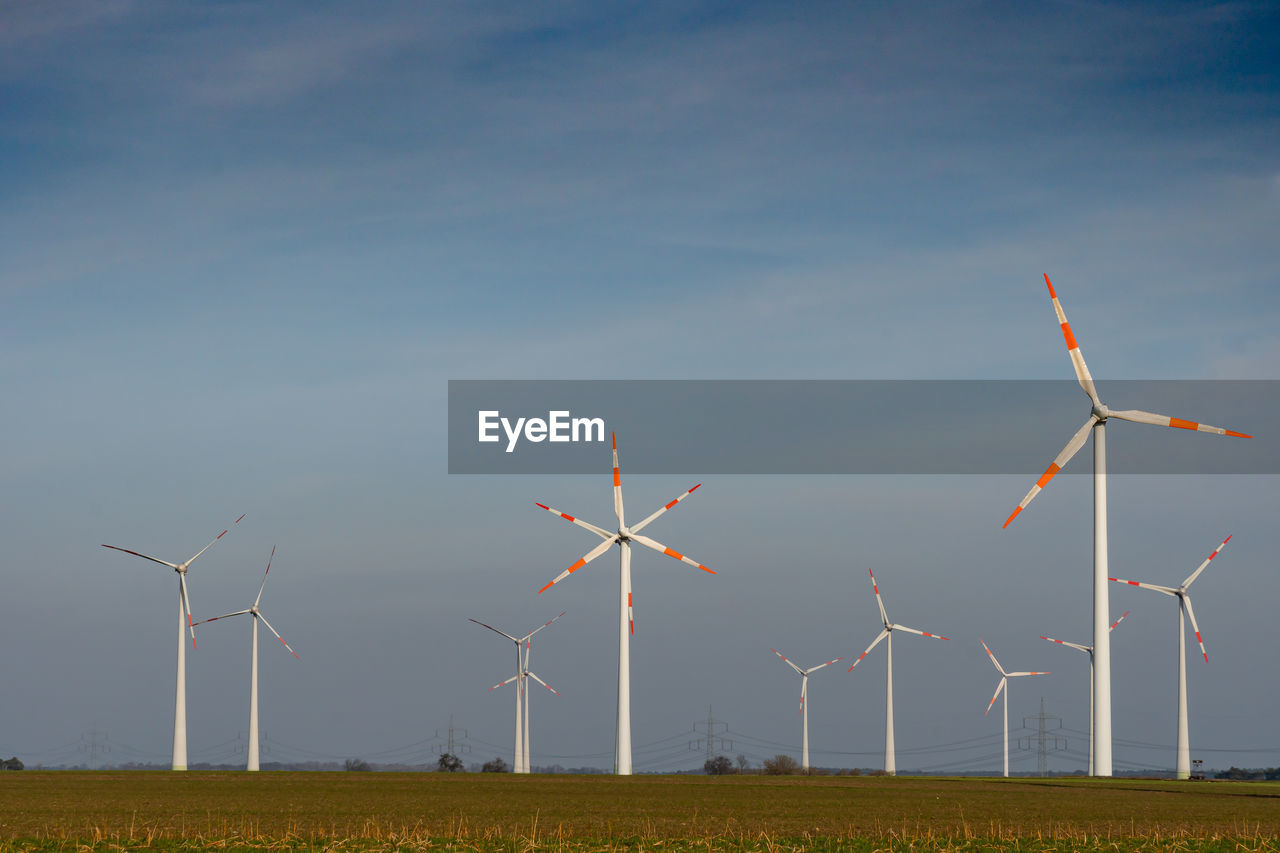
[76,731,110,769]
[1017,697,1065,776]
[689,706,732,765]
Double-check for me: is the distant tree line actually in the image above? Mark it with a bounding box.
[1215,767,1280,781]
[703,754,868,776]
[1,757,22,771]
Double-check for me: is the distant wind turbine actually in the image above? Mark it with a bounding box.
[980,639,1048,778]
[101,513,244,771]
[470,612,564,773]
[536,432,714,775]
[1110,534,1231,779]
[771,648,842,772]
[192,545,297,772]
[847,569,949,775]
[518,629,560,773]
[1002,274,1248,776]
[1039,610,1128,777]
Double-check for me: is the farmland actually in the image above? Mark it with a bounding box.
[2,772,1279,851]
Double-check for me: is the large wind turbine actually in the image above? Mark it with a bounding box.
[980,639,1048,778]
[536,432,714,775]
[470,611,564,773]
[847,569,949,775]
[101,513,244,771]
[1001,274,1249,776]
[1039,610,1128,776]
[1109,534,1230,779]
[771,648,842,772]
[191,545,297,772]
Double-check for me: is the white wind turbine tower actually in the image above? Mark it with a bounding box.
[1109,534,1230,780]
[846,569,949,775]
[1039,610,1129,776]
[191,545,297,771]
[536,432,714,775]
[470,611,564,773]
[1002,274,1249,776]
[980,639,1048,778]
[771,649,843,772]
[101,513,244,771]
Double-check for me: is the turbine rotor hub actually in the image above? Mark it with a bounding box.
[1092,402,1111,420]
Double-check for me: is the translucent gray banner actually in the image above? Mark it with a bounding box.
[447,380,1272,474]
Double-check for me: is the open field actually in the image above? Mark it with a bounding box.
[2,772,1280,851]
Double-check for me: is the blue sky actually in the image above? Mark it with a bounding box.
[2,1,1278,774]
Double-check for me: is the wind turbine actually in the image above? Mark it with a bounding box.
[771,649,842,772]
[470,611,564,773]
[1109,534,1230,780]
[847,569,949,775]
[1001,274,1249,776]
[535,432,714,775]
[518,629,561,773]
[980,639,1048,777]
[101,513,244,771]
[1039,610,1129,776]
[191,545,297,772]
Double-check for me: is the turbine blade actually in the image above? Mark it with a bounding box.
[630,484,702,534]
[629,533,713,574]
[868,569,889,626]
[100,544,181,570]
[799,677,807,715]
[806,657,844,673]
[1003,415,1098,528]
[979,639,1007,676]
[985,677,1007,716]
[612,432,625,527]
[1006,671,1049,677]
[488,674,518,691]
[1110,610,1130,632]
[254,545,276,608]
[468,618,520,644]
[522,610,567,642]
[772,648,805,676]
[534,502,612,540]
[847,629,890,672]
[891,624,949,641]
[192,609,252,626]
[537,534,620,594]
[527,671,559,696]
[1108,576,1178,596]
[1183,535,1231,588]
[1039,635,1090,654]
[1107,409,1251,439]
[185,513,245,567]
[1044,274,1100,406]
[257,613,298,659]
[179,574,197,649]
[627,572,634,635]
[1183,596,1208,663]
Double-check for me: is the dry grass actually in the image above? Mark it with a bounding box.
[1,772,1278,851]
